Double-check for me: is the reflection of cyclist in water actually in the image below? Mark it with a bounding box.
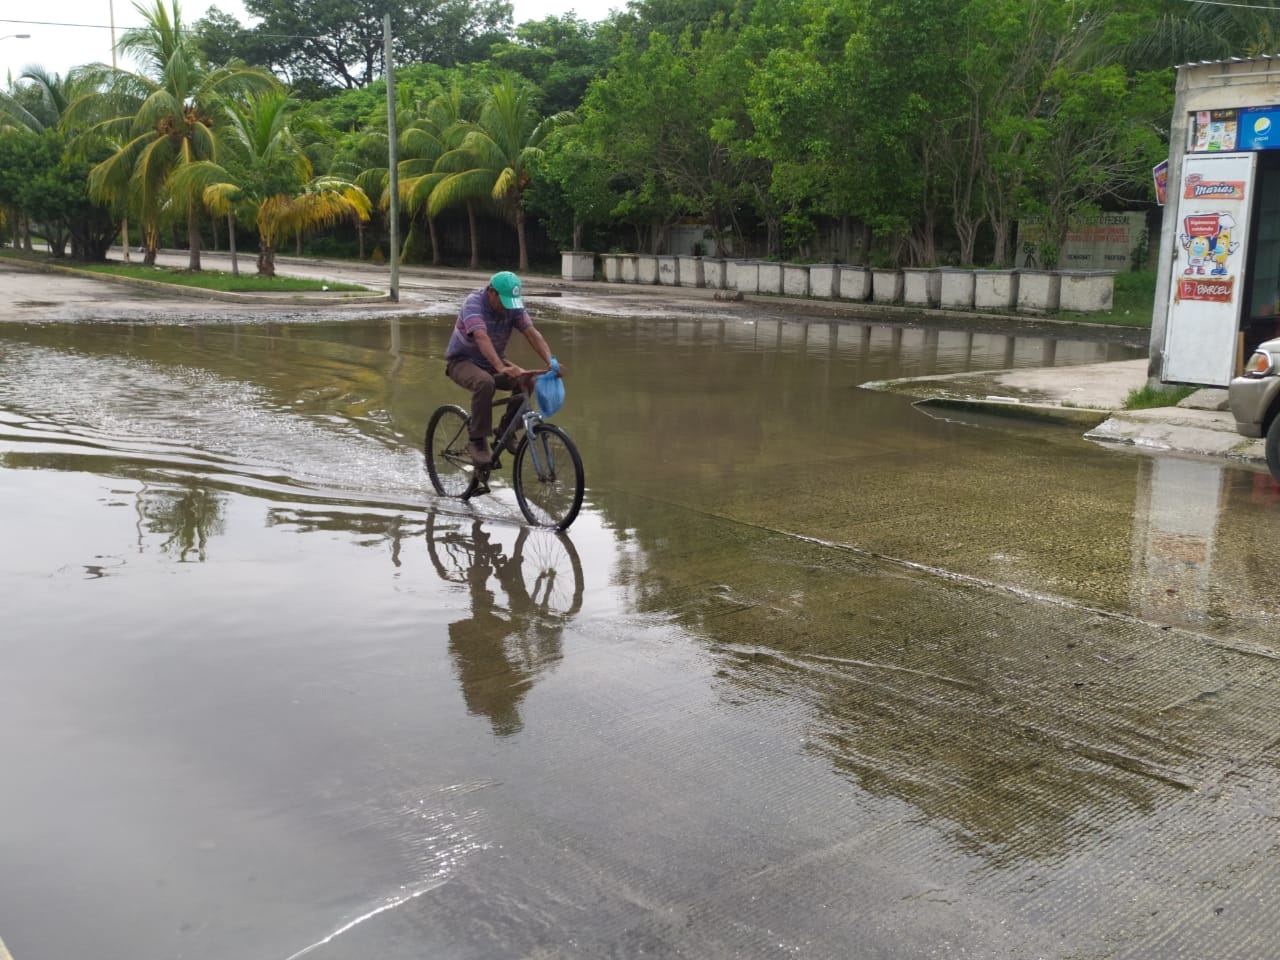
[432,518,581,737]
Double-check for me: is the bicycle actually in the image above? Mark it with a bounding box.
[424,370,585,530]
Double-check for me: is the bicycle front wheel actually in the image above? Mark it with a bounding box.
[512,423,584,530]
[425,404,478,498]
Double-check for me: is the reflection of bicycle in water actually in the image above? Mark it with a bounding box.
[426,513,584,736]
[426,513,583,618]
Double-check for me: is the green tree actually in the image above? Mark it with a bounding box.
[0,128,117,258]
[527,124,614,252]
[613,0,745,45]
[431,74,575,271]
[71,0,279,269]
[1,67,118,257]
[172,90,371,276]
[572,32,702,254]
[400,83,477,266]
[1022,64,1168,268]
[488,14,616,115]
[237,0,514,93]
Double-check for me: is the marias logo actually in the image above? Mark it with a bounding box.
[1183,174,1245,200]
[1192,182,1240,197]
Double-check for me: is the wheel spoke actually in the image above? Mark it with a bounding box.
[426,405,478,498]
[513,424,584,529]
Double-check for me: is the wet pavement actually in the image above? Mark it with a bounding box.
[2,260,1280,960]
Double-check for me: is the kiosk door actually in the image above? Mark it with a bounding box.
[1163,151,1256,386]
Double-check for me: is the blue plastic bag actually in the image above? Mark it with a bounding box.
[535,357,564,417]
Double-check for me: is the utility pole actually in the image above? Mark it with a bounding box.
[383,14,400,302]
[110,0,131,263]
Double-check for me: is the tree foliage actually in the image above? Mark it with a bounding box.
[231,0,514,93]
[2,0,1239,270]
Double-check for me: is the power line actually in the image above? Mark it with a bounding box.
[1182,0,1280,10]
[0,17,324,41]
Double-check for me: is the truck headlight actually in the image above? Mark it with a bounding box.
[1244,349,1276,377]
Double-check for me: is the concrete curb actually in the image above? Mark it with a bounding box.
[2,255,390,305]
[863,361,1269,469]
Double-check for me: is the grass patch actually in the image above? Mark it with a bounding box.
[1053,269,1154,328]
[1123,382,1197,410]
[0,249,367,293]
[82,261,367,293]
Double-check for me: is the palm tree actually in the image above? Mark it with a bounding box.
[432,75,577,272]
[170,91,371,278]
[69,0,278,269]
[332,132,388,262]
[400,84,474,267]
[0,66,91,133]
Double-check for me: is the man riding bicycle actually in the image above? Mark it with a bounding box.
[445,270,560,466]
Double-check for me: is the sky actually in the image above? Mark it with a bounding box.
[2,0,623,81]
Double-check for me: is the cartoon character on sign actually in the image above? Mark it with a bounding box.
[1184,235,1210,275]
[1209,214,1239,276]
[1180,212,1225,276]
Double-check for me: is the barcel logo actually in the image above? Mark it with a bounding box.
[1178,277,1234,303]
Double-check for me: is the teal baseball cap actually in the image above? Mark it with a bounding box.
[491,270,524,309]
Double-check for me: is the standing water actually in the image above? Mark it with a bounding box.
[4,313,1280,960]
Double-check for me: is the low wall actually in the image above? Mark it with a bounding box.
[598,252,1114,314]
[731,260,760,294]
[757,262,784,294]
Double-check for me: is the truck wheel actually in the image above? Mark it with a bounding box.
[1266,415,1280,483]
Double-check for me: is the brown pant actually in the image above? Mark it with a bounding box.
[446,358,521,441]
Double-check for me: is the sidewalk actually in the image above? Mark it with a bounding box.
[863,358,1268,469]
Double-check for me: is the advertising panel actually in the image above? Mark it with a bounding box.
[1239,107,1280,150]
[1191,109,1239,152]
[1163,152,1256,385]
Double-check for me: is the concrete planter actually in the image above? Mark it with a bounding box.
[1058,271,1115,312]
[1016,269,1061,314]
[839,265,871,301]
[677,255,705,288]
[808,264,839,299]
[757,261,784,294]
[973,269,1018,310]
[702,258,729,290]
[636,254,659,285]
[730,260,760,294]
[939,268,976,310]
[600,253,623,283]
[782,264,811,297]
[871,268,903,304]
[902,267,941,307]
[656,255,680,286]
[560,250,595,281]
[619,254,640,284]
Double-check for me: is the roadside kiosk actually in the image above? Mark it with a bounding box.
[1152,56,1280,387]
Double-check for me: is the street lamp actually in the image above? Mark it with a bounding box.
[0,34,32,40]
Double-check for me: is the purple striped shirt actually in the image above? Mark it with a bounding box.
[445,287,532,369]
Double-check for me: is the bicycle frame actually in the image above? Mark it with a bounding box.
[492,391,538,462]
[493,391,556,480]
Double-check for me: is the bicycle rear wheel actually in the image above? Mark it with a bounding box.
[512,423,584,530]
[425,404,479,498]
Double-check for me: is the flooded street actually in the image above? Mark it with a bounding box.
[3,305,1280,960]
